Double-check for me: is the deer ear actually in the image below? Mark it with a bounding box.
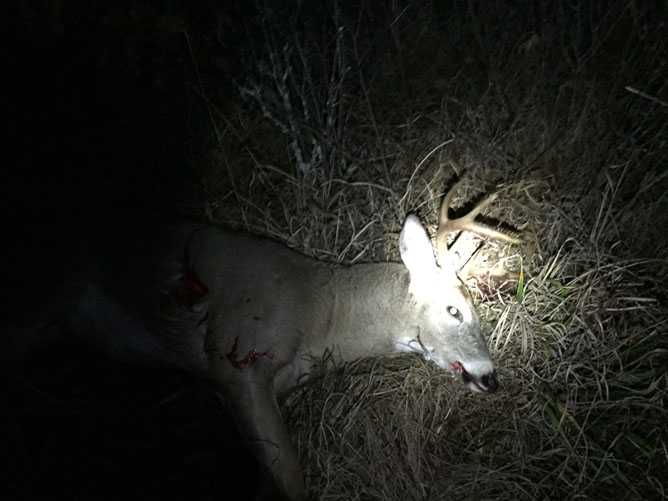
[399,215,437,276]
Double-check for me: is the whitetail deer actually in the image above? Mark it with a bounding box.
[17,182,519,500]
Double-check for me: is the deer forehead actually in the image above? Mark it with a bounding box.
[409,269,469,299]
[409,275,476,320]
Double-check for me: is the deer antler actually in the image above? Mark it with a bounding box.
[435,181,520,266]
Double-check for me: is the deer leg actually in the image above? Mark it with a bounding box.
[209,352,306,501]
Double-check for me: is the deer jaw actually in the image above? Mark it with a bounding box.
[395,276,498,393]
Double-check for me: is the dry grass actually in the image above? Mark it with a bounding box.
[194,1,667,499]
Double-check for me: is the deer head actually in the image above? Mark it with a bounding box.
[397,181,520,393]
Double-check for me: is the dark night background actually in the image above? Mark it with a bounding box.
[6,2,263,500]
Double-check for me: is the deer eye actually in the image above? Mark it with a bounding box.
[447,306,463,323]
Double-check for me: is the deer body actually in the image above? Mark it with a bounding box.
[24,184,517,500]
[189,229,409,389]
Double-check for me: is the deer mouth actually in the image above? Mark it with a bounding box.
[451,361,498,393]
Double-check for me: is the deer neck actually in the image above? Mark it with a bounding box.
[309,262,419,361]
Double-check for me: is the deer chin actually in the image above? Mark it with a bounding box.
[451,361,498,393]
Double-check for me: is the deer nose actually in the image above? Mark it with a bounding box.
[480,371,498,393]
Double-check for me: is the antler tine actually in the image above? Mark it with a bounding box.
[436,181,462,259]
[464,192,497,220]
[436,183,520,263]
[438,179,462,225]
[458,219,520,244]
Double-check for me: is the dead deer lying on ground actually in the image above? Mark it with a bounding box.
[17,181,519,500]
